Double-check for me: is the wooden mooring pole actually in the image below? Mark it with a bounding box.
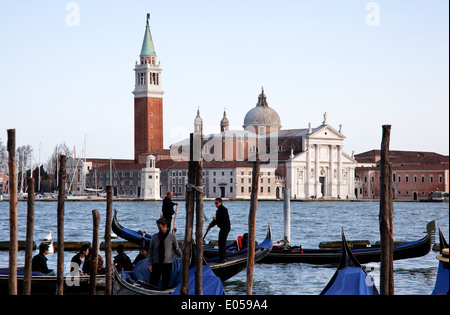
[104,186,114,295]
[90,210,100,295]
[247,161,260,295]
[181,133,195,295]
[7,129,18,295]
[23,177,35,295]
[194,132,204,295]
[56,154,66,295]
[379,125,394,295]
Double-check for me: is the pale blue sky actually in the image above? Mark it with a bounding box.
[0,1,448,161]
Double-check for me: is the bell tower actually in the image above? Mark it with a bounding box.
[133,14,164,161]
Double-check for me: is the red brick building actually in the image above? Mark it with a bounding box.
[354,150,449,201]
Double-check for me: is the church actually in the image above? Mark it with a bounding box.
[84,14,357,200]
[171,88,357,200]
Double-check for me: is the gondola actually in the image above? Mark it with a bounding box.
[112,210,152,248]
[113,258,224,295]
[112,210,273,281]
[261,220,435,265]
[431,227,449,295]
[320,229,379,295]
[0,268,105,295]
[205,226,272,281]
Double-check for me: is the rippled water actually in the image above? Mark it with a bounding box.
[0,200,448,295]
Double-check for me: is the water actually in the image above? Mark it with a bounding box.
[0,200,448,295]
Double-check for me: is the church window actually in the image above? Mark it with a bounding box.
[150,124,153,128]
[250,145,258,153]
[277,146,285,152]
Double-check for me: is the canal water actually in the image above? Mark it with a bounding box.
[0,200,448,295]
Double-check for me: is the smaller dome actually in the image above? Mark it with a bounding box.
[243,89,281,129]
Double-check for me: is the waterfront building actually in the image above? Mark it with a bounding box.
[354,150,449,201]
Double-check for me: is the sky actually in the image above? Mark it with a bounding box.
[0,0,448,163]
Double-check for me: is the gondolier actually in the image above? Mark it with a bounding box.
[148,218,182,290]
[206,198,231,263]
[161,191,178,232]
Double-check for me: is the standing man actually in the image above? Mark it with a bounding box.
[206,198,231,262]
[148,218,182,290]
[162,191,178,232]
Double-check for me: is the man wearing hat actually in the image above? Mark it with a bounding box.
[432,248,449,295]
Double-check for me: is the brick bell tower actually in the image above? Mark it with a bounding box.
[133,14,164,161]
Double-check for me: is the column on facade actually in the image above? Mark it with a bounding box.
[315,144,320,197]
[337,145,343,197]
[306,144,311,198]
[329,145,335,197]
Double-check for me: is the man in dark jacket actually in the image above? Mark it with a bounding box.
[71,244,90,275]
[162,191,178,232]
[32,243,56,276]
[206,198,231,262]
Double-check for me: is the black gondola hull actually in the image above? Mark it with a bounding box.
[261,221,433,265]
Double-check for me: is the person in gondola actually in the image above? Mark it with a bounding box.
[240,233,249,250]
[114,245,133,271]
[162,191,178,232]
[32,243,56,276]
[133,232,149,266]
[71,244,90,275]
[206,198,231,263]
[148,217,182,290]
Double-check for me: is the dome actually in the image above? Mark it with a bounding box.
[243,89,281,129]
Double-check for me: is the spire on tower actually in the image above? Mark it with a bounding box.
[140,13,157,57]
[194,108,203,134]
[220,109,230,132]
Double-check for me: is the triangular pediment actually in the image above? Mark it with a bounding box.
[309,125,346,140]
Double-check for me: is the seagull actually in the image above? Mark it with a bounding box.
[43,232,52,241]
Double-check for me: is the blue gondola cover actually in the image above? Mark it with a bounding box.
[172,264,224,295]
[432,261,449,295]
[323,266,375,295]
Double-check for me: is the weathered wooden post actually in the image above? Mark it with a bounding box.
[379,125,394,295]
[247,161,260,295]
[194,131,204,295]
[90,210,100,295]
[56,154,66,295]
[23,177,35,295]
[104,186,114,295]
[181,133,195,295]
[7,129,18,295]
